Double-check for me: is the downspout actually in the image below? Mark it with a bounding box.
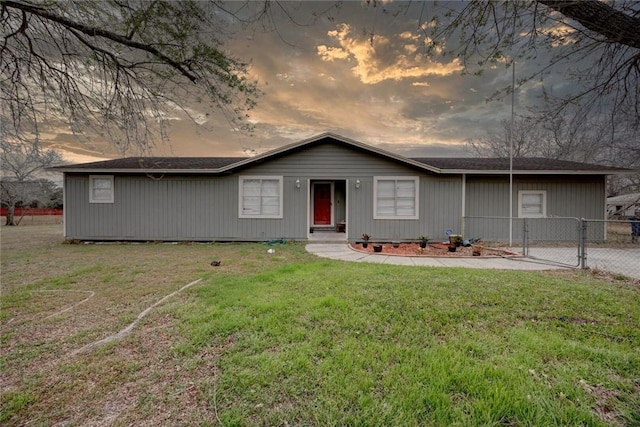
[306,179,311,239]
[345,179,349,241]
[603,175,607,241]
[509,54,516,247]
[62,173,67,238]
[461,174,466,236]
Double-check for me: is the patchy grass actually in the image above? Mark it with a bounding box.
[1,224,639,426]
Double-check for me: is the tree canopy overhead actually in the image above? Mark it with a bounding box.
[422,0,640,129]
[1,0,263,154]
[1,0,639,158]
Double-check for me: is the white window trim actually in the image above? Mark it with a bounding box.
[518,190,547,218]
[373,176,419,220]
[238,175,283,219]
[89,175,114,204]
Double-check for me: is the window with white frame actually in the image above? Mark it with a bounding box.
[239,176,283,218]
[373,176,419,219]
[518,190,546,217]
[89,175,114,203]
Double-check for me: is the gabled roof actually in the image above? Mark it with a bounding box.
[212,132,441,174]
[50,132,632,175]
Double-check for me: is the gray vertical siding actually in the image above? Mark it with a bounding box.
[464,175,606,241]
[63,142,607,242]
[65,174,308,241]
[422,177,463,241]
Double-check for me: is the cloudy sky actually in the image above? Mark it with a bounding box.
[49,1,568,163]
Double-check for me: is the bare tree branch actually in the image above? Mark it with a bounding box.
[539,0,640,49]
[3,0,199,81]
[1,0,266,153]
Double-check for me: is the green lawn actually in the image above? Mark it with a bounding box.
[1,225,639,426]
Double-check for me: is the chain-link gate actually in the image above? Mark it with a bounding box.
[464,216,639,277]
[520,217,583,268]
[464,216,582,267]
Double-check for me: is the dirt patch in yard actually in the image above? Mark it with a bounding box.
[350,242,521,257]
[0,223,315,426]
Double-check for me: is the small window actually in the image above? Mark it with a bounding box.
[373,176,419,219]
[239,176,283,218]
[518,190,546,218]
[89,175,114,203]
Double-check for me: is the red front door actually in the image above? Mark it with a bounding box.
[313,183,332,225]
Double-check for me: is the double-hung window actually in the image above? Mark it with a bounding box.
[239,176,283,218]
[89,175,114,203]
[518,190,546,218]
[373,176,419,219]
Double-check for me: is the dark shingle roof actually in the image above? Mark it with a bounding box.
[55,157,246,171]
[411,157,628,172]
[50,132,631,175]
[52,154,629,174]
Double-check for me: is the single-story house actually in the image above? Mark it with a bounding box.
[51,133,630,242]
[607,192,640,218]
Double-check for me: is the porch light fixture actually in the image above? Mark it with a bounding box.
[295,179,301,189]
[355,179,361,189]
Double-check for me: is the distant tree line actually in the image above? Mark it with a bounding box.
[0,179,62,225]
[466,113,640,196]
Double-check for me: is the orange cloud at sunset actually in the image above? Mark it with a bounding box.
[317,23,463,84]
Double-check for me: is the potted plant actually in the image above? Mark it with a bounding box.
[362,233,370,248]
[418,235,429,248]
[392,241,400,248]
[373,243,383,252]
[450,234,463,247]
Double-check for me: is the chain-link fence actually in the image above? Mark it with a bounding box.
[464,216,640,278]
[581,219,640,279]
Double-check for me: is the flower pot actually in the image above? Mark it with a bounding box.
[393,242,400,248]
[373,244,383,252]
[449,235,463,247]
[419,241,427,248]
[362,242,368,248]
[448,245,456,252]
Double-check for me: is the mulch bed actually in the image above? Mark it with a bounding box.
[350,242,521,258]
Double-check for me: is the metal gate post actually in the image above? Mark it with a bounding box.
[522,218,528,256]
[579,218,587,269]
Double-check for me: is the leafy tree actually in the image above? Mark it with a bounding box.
[0,139,62,225]
[1,0,263,154]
